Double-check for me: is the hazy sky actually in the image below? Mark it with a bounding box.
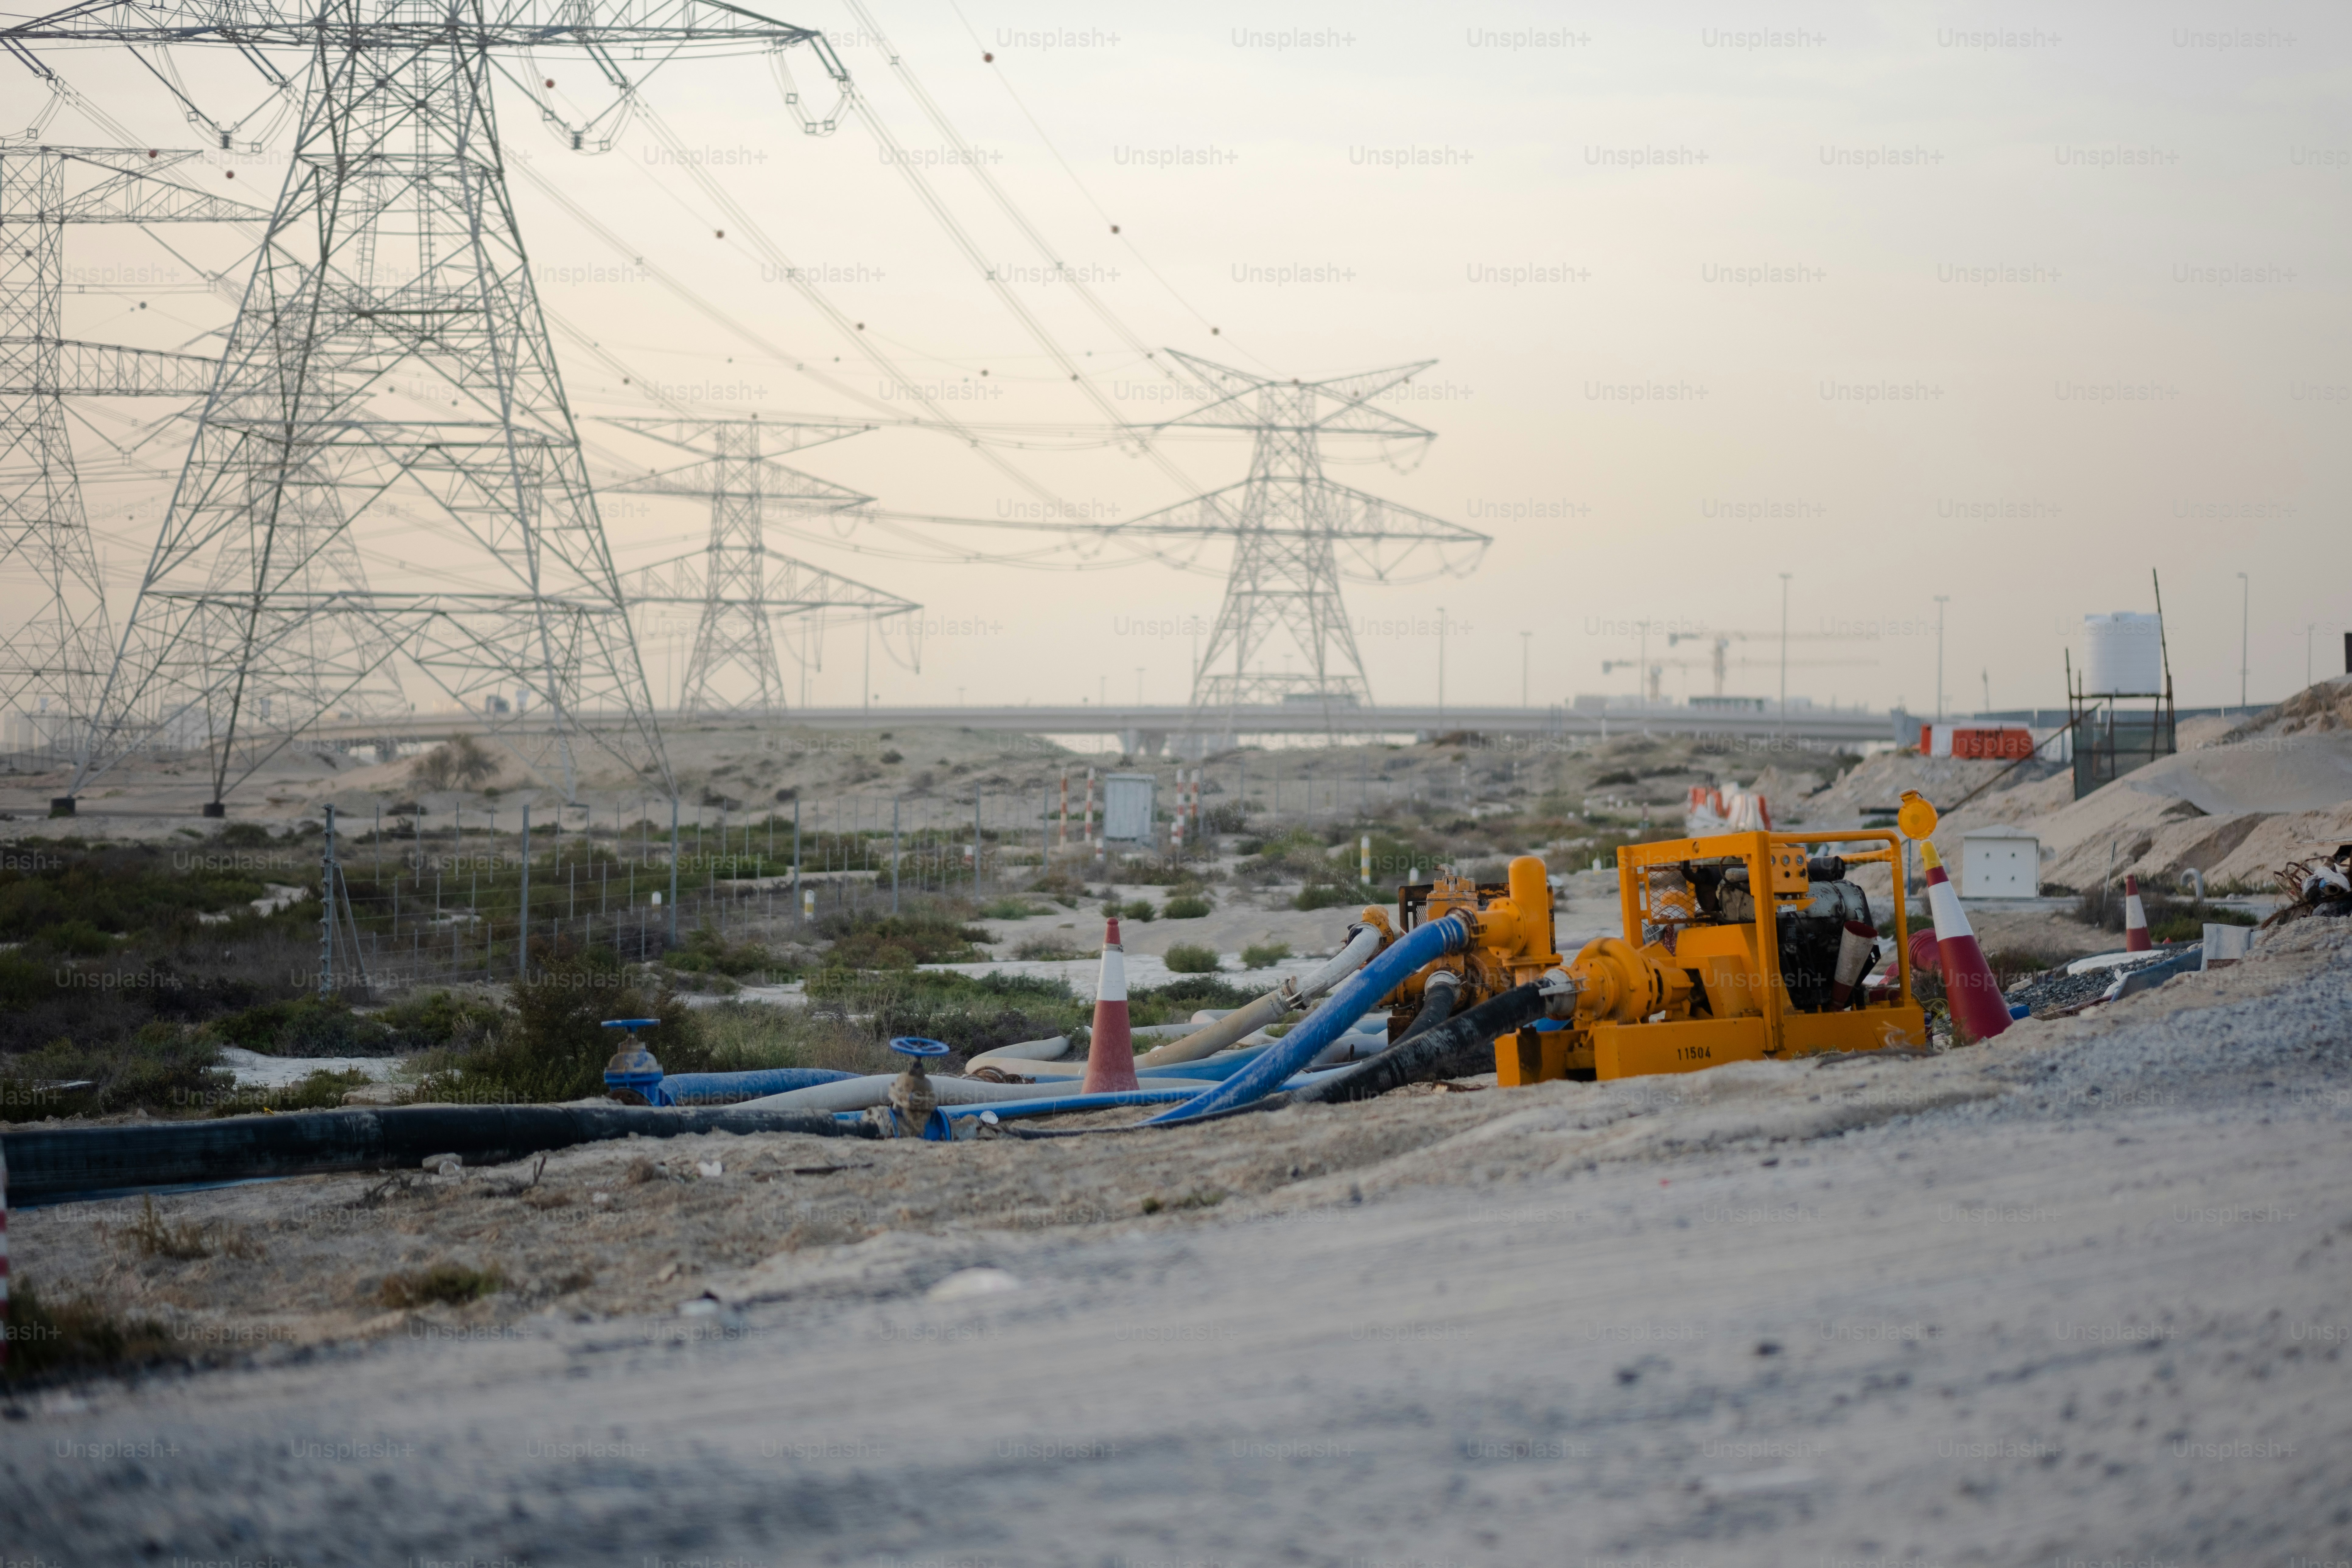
[30,0,2350,717]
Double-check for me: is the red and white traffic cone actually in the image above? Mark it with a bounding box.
[1080,915,1138,1094]
[1920,841,2012,1045]
[1831,920,1878,1009]
[2122,874,2152,952]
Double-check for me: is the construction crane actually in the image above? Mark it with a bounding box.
[1667,629,1874,697]
[1604,654,1874,704]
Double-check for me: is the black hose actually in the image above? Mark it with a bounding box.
[1004,983,1550,1138]
[2,1104,872,1204]
[1289,984,1547,1106]
[1391,973,1461,1047]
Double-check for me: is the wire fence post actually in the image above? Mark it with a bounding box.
[792,794,802,924]
[517,803,531,982]
[891,796,901,915]
[320,802,338,1000]
[668,796,680,947]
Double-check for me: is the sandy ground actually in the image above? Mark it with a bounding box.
[7,920,2348,1564]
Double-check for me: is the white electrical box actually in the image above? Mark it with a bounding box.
[1101,772,1157,842]
[1961,826,2039,899]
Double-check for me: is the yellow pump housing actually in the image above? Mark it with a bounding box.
[1391,832,1926,1084]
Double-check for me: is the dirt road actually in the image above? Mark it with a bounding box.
[8,926,2349,1566]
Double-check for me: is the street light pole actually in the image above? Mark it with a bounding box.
[1933,595,1950,721]
[1437,606,1447,728]
[1777,574,1792,733]
[2237,573,2249,709]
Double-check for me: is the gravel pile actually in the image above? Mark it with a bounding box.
[2005,943,2195,1015]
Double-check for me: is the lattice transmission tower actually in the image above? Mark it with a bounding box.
[1127,352,1488,711]
[603,416,918,714]
[0,144,265,766]
[4,1,853,812]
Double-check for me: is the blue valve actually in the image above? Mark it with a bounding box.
[890,1037,950,1060]
[602,1018,664,1103]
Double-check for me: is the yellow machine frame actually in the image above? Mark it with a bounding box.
[1388,831,1924,1085]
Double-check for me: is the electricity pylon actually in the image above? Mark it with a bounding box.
[4,2,853,811]
[602,417,919,714]
[0,144,266,765]
[1136,352,1487,711]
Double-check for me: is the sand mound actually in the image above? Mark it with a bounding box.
[2219,675,2352,742]
[1797,749,2055,825]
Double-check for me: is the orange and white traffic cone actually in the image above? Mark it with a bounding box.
[1920,841,2011,1044]
[2122,874,2151,952]
[1080,915,1138,1093]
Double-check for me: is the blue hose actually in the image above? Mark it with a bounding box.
[653,1067,859,1106]
[916,1066,1361,1139]
[1145,915,1472,1125]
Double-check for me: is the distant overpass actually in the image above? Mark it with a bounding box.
[692,702,1902,754]
[301,701,1904,755]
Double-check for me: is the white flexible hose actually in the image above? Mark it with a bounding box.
[726,1071,1216,1115]
[1139,926,1385,1067]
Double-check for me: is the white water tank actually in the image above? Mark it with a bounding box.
[2081,612,2164,695]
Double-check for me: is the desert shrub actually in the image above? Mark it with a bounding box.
[1240,941,1292,968]
[667,921,792,979]
[1129,976,1261,1015]
[816,910,989,969]
[0,1023,229,1122]
[1162,943,1220,974]
[804,968,1083,1059]
[424,943,699,1103]
[2,1279,178,1386]
[409,734,500,793]
[1292,884,1363,912]
[1013,935,1087,961]
[378,1262,504,1309]
[1162,895,1213,920]
[1117,898,1157,923]
[978,898,1045,920]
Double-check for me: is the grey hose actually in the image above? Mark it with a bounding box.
[1140,923,1384,1067]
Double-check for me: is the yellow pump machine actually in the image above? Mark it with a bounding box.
[1385,830,1926,1083]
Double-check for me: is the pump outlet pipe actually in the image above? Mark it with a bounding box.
[1392,969,1462,1047]
[1145,914,1472,1125]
